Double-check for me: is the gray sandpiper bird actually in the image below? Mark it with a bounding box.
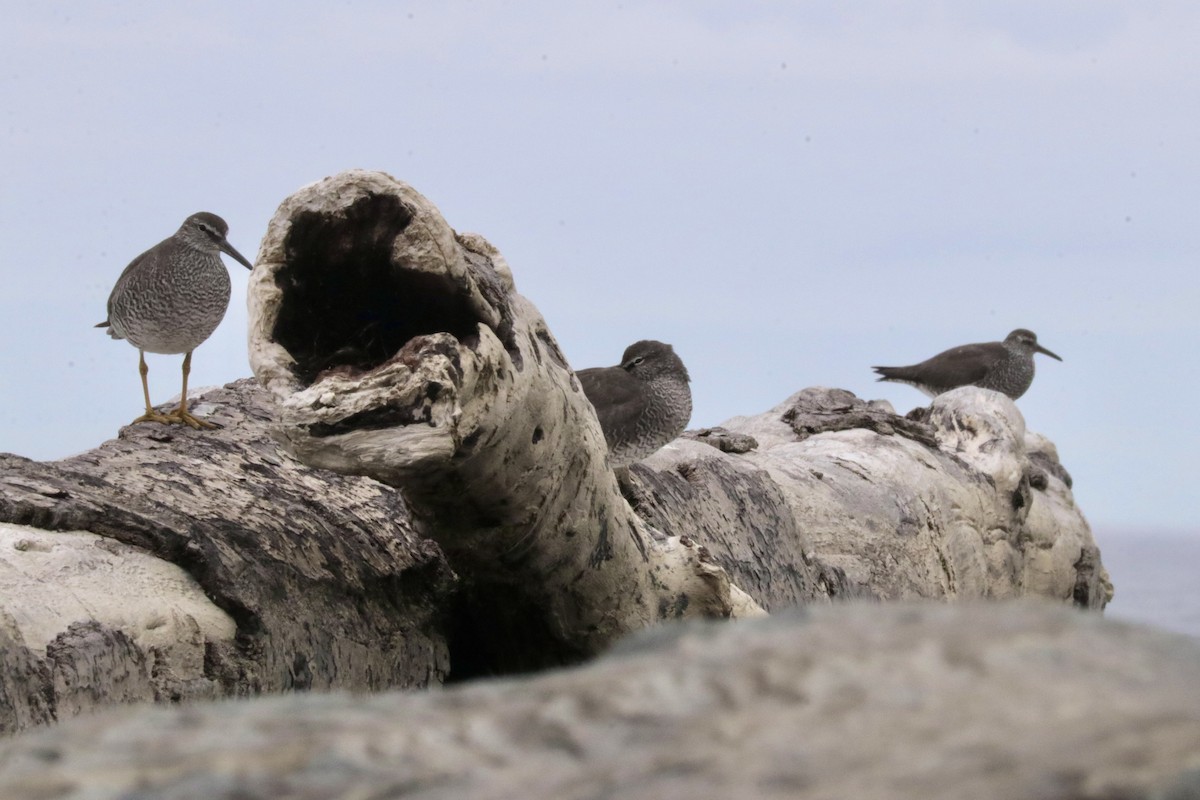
[872,328,1062,400]
[96,212,253,429]
[577,340,692,466]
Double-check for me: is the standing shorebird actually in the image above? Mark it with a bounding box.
[97,212,254,429]
[872,328,1062,400]
[577,340,692,466]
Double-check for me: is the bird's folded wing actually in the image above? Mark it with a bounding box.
[576,369,648,438]
[909,343,998,386]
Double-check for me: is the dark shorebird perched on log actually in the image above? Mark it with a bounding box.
[872,328,1062,400]
[96,212,254,429]
[577,340,692,466]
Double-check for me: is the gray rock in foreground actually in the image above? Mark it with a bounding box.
[2,602,1197,800]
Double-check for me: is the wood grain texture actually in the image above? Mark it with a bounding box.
[0,379,455,732]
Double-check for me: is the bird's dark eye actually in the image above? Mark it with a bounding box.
[631,356,644,366]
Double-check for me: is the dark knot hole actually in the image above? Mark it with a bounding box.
[273,192,483,386]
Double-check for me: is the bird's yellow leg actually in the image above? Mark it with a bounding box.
[130,350,173,425]
[166,350,218,429]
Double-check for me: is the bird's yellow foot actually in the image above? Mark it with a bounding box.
[165,408,220,430]
[130,410,177,426]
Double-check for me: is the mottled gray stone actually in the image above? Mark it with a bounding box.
[0,602,1195,800]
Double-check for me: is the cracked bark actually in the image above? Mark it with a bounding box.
[0,380,455,733]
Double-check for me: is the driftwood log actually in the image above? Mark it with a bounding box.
[635,386,1110,609]
[0,169,1109,736]
[0,381,453,734]
[247,170,767,674]
[246,169,1107,620]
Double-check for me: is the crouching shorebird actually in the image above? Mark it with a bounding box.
[872,328,1062,400]
[96,212,254,429]
[577,340,692,466]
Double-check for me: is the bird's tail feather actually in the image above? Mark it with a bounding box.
[872,366,901,381]
[95,320,124,340]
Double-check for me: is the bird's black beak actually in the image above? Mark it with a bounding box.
[1036,343,1063,361]
[219,239,254,270]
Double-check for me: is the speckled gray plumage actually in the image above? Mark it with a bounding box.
[99,212,251,354]
[97,212,253,428]
[872,328,1062,400]
[577,340,692,466]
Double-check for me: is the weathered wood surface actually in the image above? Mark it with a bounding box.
[0,169,1109,735]
[638,386,1110,610]
[3,602,1194,800]
[247,170,766,675]
[243,170,1108,674]
[0,379,453,733]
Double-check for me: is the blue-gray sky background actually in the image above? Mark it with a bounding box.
[2,2,1196,533]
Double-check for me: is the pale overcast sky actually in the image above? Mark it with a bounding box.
[1,2,1197,532]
